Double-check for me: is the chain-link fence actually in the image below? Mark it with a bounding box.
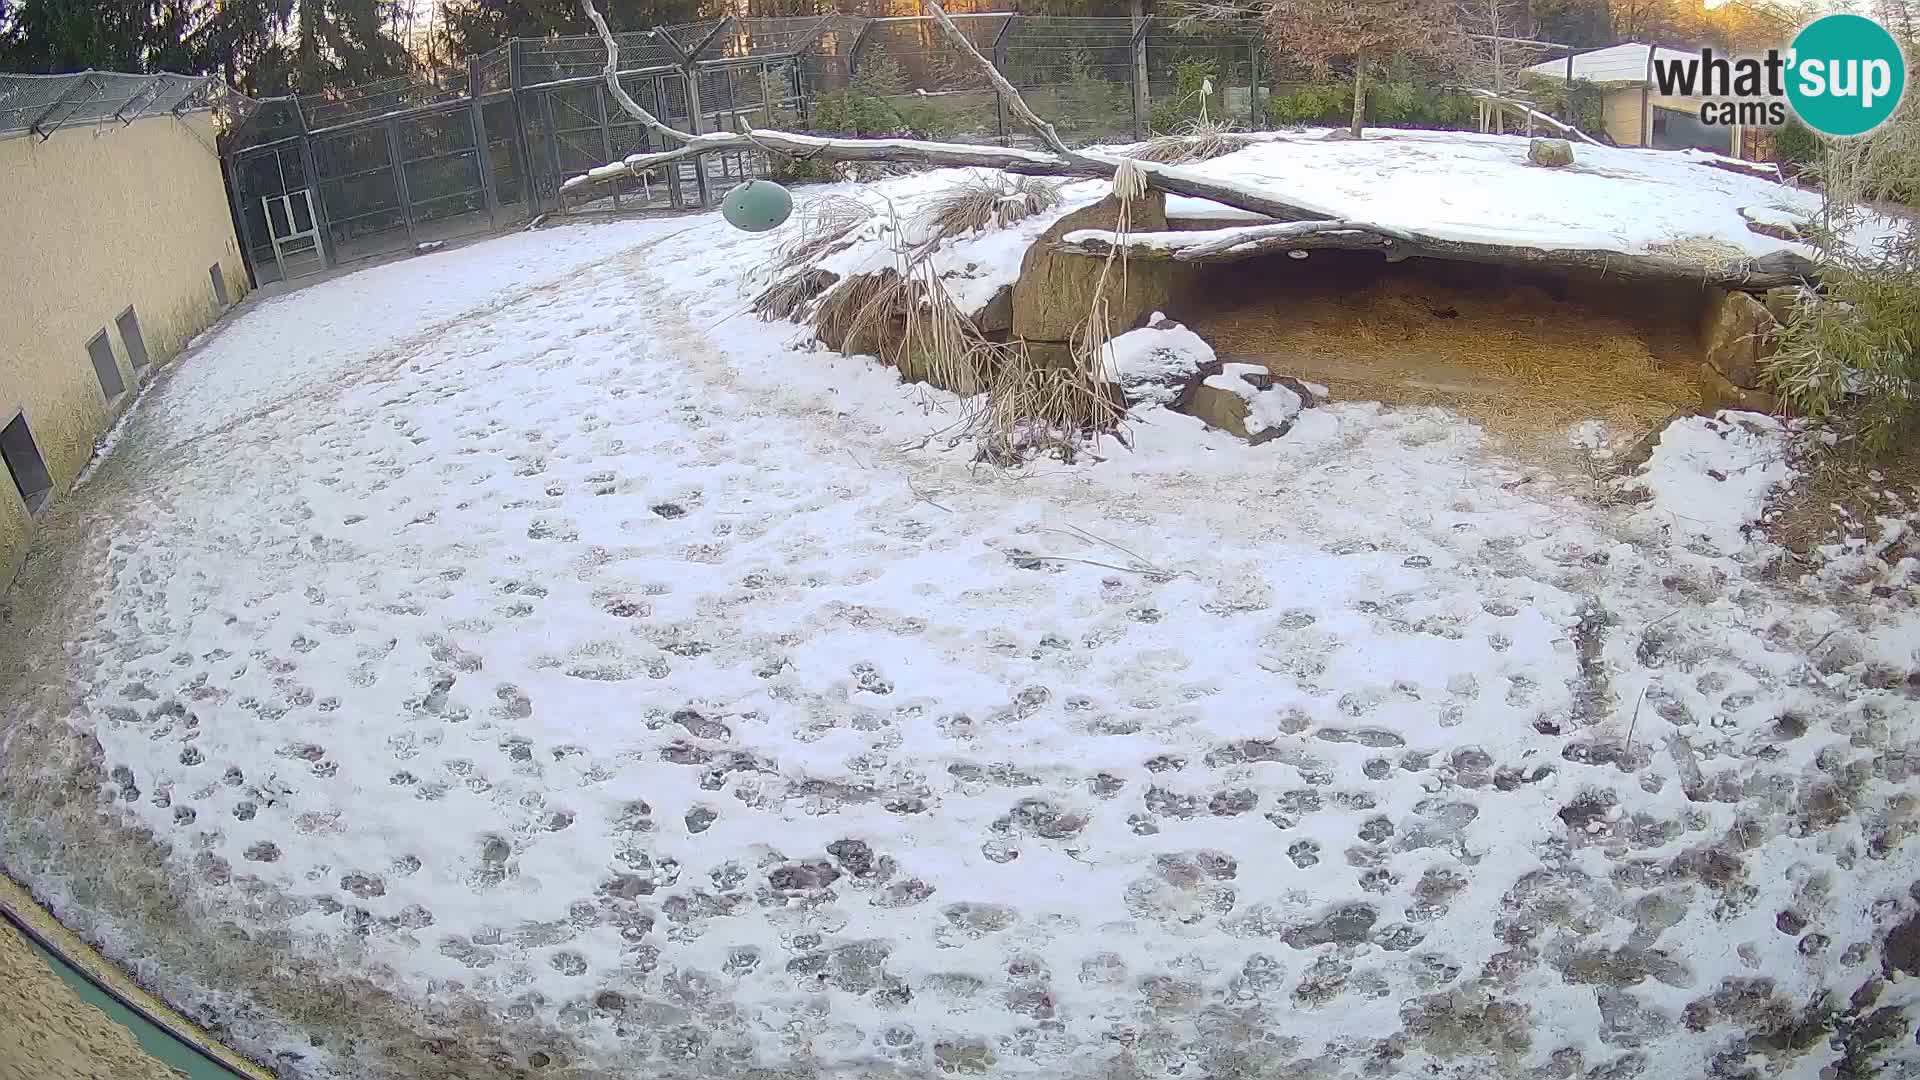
[217,13,1595,287]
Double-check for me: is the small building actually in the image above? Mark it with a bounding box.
[1527,42,1739,156]
[0,72,250,585]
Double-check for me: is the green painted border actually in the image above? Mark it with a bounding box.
[0,876,274,1079]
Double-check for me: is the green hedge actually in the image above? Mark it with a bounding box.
[1266,79,1475,131]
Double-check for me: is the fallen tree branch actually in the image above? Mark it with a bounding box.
[565,0,1343,220]
[1055,223,1819,287]
[1460,88,1605,146]
[562,130,1345,225]
[567,0,1802,290]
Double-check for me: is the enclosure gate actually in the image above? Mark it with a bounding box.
[262,190,324,281]
[228,142,320,286]
[528,70,713,214]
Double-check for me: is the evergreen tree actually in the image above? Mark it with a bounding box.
[1530,0,1611,46]
[437,0,711,64]
[0,0,412,97]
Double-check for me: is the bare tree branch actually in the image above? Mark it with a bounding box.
[1460,88,1605,145]
[581,0,695,146]
[919,0,1069,155]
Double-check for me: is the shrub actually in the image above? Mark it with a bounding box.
[810,54,911,136]
[1266,78,1472,130]
[1762,97,1920,451]
[1771,117,1821,174]
[1514,75,1606,140]
[1766,226,1920,451]
[810,88,901,136]
[1150,57,1222,133]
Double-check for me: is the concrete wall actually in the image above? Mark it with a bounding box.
[0,111,248,586]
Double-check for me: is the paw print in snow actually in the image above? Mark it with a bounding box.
[850,662,893,695]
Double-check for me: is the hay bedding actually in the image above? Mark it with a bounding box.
[1190,272,1701,462]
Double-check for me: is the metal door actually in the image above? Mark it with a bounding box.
[262,190,325,281]
[232,144,319,285]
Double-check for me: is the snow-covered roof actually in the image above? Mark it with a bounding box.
[1526,42,1696,85]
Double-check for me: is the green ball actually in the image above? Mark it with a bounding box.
[720,179,793,233]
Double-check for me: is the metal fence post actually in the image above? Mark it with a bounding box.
[1247,37,1262,130]
[848,20,877,79]
[470,56,501,228]
[386,117,418,246]
[682,18,735,207]
[222,153,261,290]
[508,40,544,214]
[595,82,619,211]
[992,15,1016,145]
[539,89,564,210]
[292,98,335,269]
[683,66,710,206]
[1131,15,1152,140]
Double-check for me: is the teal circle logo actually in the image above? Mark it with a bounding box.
[1787,14,1907,137]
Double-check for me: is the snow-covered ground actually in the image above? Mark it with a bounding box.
[3,176,1919,1080]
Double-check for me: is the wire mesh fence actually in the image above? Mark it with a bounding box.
[0,71,237,140]
[213,12,1592,287]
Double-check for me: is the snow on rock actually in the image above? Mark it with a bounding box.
[1631,411,1795,554]
[4,210,1919,1080]
[1199,361,1303,437]
[785,169,1111,318]
[1101,314,1215,404]
[1172,129,1882,258]
[1740,203,1804,231]
[1162,194,1271,223]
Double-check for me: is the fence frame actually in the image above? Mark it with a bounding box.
[221,14,1590,288]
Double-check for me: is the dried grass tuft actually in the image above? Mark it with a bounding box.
[914,173,1062,244]
[804,192,1127,464]
[1646,233,1749,269]
[977,344,1126,464]
[813,269,905,355]
[774,195,876,275]
[1126,118,1253,165]
[753,268,841,323]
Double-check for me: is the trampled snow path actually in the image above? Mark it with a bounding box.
[2,216,1918,1080]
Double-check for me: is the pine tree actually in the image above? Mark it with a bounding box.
[437,0,711,65]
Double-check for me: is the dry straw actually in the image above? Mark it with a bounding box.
[914,173,1062,243]
[1126,118,1254,165]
